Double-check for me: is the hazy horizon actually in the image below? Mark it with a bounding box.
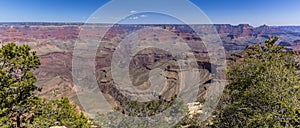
[0,0,300,27]
[1,22,300,27]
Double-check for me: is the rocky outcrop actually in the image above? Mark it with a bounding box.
[1,23,300,114]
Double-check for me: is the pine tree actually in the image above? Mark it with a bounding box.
[212,37,300,127]
[0,43,40,127]
[0,42,92,128]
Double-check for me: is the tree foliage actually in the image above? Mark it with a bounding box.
[94,96,188,128]
[0,42,91,128]
[27,97,91,128]
[0,43,40,127]
[212,37,300,127]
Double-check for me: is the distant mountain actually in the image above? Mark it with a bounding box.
[276,26,300,32]
[210,24,300,54]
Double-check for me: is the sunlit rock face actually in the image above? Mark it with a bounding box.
[94,24,214,116]
[1,22,300,111]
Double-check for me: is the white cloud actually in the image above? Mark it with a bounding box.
[140,15,147,18]
[130,10,137,14]
[129,16,139,20]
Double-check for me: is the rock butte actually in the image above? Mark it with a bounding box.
[0,23,299,113]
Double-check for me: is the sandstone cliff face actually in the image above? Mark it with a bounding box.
[215,24,255,37]
[92,25,215,115]
[1,23,300,113]
[0,23,80,101]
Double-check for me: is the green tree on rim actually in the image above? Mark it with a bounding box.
[0,42,91,128]
[212,37,300,127]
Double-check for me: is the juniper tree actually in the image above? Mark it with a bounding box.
[0,42,91,128]
[212,37,300,127]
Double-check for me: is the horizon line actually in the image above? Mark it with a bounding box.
[1,22,300,27]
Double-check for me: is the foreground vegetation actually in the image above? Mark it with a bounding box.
[212,37,300,127]
[0,43,91,128]
[174,37,299,128]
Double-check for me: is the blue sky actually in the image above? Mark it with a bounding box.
[0,0,299,26]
